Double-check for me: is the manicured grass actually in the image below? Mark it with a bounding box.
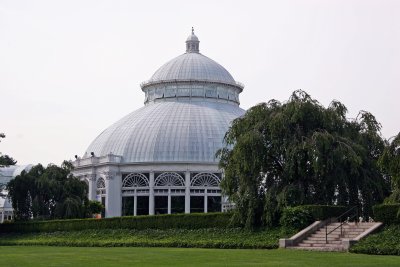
[0,228,295,249]
[1,246,399,267]
[351,225,400,255]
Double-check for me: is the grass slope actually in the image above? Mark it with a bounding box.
[351,225,400,255]
[0,228,295,249]
[1,246,400,267]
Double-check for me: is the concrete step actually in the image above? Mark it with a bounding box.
[298,242,343,248]
[289,246,345,252]
[283,221,382,252]
[302,239,342,244]
[307,236,339,241]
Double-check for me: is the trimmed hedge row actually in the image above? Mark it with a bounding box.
[350,225,400,255]
[373,204,400,224]
[0,228,295,249]
[300,205,348,220]
[0,213,234,233]
[280,205,348,230]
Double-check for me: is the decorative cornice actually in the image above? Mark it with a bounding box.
[101,171,121,180]
[102,171,114,180]
[88,174,97,181]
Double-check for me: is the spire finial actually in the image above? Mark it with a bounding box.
[185,28,200,53]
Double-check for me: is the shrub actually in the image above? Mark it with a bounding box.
[372,204,400,224]
[0,227,296,249]
[300,205,348,220]
[0,212,234,233]
[350,225,400,255]
[280,207,313,230]
[88,201,103,215]
[280,205,348,230]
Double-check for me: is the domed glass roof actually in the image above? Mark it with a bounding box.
[85,101,244,163]
[143,28,238,87]
[148,53,236,85]
[83,29,245,163]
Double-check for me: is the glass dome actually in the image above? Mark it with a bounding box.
[84,29,245,163]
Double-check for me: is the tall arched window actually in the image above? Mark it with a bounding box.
[96,178,106,196]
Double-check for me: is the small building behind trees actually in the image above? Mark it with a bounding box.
[0,165,32,223]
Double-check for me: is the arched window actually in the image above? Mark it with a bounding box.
[97,178,105,189]
[122,173,149,188]
[191,173,220,187]
[155,172,185,186]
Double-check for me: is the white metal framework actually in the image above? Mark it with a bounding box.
[72,30,244,218]
[155,172,185,186]
[96,177,106,196]
[122,173,149,188]
[191,173,220,187]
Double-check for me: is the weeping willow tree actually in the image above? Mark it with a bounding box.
[217,90,391,228]
[7,161,89,221]
[379,132,400,203]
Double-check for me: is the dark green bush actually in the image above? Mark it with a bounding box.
[280,206,313,230]
[300,205,348,220]
[372,204,400,224]
[0,213,234,233]
[279,205,348,230]
[350,225,400,255]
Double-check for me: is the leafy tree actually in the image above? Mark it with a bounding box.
[7,161,89,221]
[218,90,390,228]
[0,133,17,167]
[379,132,400,203]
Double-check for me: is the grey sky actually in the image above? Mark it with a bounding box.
[1,0,399,165]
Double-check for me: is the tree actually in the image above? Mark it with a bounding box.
[218,90,390,228]
[379,132,400,203]
[0,133,17,167]
[7,161,89,221]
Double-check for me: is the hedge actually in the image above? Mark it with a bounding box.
[350,225,400,255]
[0,212,234,233]
[0,228,295,249]
[298,205,348,221]
[280,205,348,230]
[373,204,400,224]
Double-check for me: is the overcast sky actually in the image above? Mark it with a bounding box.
[1,0,399,166]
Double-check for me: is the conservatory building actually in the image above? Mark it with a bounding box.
[72,29,245,218]
[0,165,33,223]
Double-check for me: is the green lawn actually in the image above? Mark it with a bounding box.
[1,246,399,267]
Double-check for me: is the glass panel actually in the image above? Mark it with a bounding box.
[101,196,106,218]
[190,196,204,213]
[137,196,149,215]
[207,196,222,212]
[171,196,185,214]
[155,196,168,215]
[122,196,134,216]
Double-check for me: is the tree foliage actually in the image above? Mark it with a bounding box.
[0,133,17,167]
[218,90,391,228]
[7,161,89,221]
[88,200,103,216]
[379,132,400,203]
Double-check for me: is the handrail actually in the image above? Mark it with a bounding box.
[325,206,359,243]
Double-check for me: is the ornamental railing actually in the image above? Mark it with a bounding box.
[140,78,244,90]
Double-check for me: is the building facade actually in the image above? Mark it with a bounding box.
[73,29,245,218]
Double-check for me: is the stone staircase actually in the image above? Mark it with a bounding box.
[280,221,383,251]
